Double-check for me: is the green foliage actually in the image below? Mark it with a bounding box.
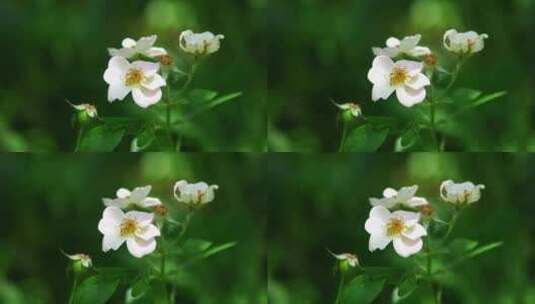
[342,124,388,152]
[73,275,119,304]
[342,275,385,304]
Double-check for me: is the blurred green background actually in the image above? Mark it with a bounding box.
[0,0,266,151]
[268,153,534,303]
[0,153,266,303]
[268,0,535,151]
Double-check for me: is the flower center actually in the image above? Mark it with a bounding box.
[390,67,409,86]
[386,218,405,237]
[119,219,139,237]
[124,68,144,86]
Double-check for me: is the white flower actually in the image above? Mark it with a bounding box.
[369,185,429,209]
[330,252,359,267]
[372,34,432,58]
[179,30,224,56]
[108,35,167,59]
[103,185,162,210]
[440,180,485,205]
[63,252,92,268]
[173,180,219,206]
[333,102,362,118]
[443,29,488,55]
[365,206,427,258]
[103,56,166,108]
[367,55,430,107]
[98,206,160,258]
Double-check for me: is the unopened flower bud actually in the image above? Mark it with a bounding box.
[332,100,363,121]
[424,53,437,66]
[329,251,360,273]
[67,101,98,127]
[440,180,485,205]
[62,251,92,274]
[153,204,168,216]
[418,204,434,217]
[159,54,174,66]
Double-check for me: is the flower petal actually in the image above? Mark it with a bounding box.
[102,206,125,224]
[393,237,423,257]
[102,234,124,252]
[143,197,162,207]
[137,224,161,241]
[403,223,427,240]
[396,86,426,107]
[395,60,423,76]
[142,74,166,90]
[391,210,420,225]
[130,186,151,202]
[127,238,157,258]
[406,74,430,90]
[131,87,162,108]
[146,47,168,57]
[135,35,157,51]
[125,211,154,225]
[368,56,394,84]
[369,233,391,252]
[131,61,160,77]
[372,83,395,101]
[365,217,385,235]
[108,56,130,73]
[369,206,391,222]
[107,84,131,102]
[407,197,428,207]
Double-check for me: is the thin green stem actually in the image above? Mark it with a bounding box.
[74,127,83,152]
[68,275,78,304]
[159,223,170,304]
[443,59,463,95]
[334,272,345,304]
[177,211,193,243]
[425,238,441,304]
[338,118,349,152]
[443,210,460,242]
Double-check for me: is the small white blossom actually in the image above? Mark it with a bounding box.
[63,252,92,268]
[330,251,359,267]
[108,35,167,59]
[98,206,160,258]
[179,30,224,56]
[103,56,166,108]
[369,185,429,209]
[103,185,162,210]
[333,102,362,118]
[173,180,218,207]
[365,206,427,258]
[440,180,485,205]
[443,29,488,55]
[367,55,430,107]
[372,34,432,58]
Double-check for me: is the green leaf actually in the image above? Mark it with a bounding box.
[449,88,482,103]
[449,238,479,256]
[463,91,507,110]
[178,92,242,122]
[343,124,389,152]
[342,275,385,304]
[78,125,125,152]
[74,275,119,304]
[188,89,218,102]
[130,127,156,152]
[199,242,237,259]
[130,278,150,298]
[463,241,503,260]
[395,126,420,152]
[181,239,213,256]
[392,275,419,303]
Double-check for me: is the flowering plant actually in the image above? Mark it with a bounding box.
[330,181,502,304]
[335,30,506,152]
[68,31,241,152]
[63,181,236,303]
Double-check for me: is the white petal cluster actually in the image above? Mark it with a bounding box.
[440,180,485,205]
[108,35,167,59]
[372,34,431,58]
[104,35,167,108]
[365,206,427,257]
[173,180,219,207]
[103,185,162,209]
[369,185,429,209]
[98,206,161,258]
[367,56,430,107]
[179,30,224,56]
[103,56,166,108]
[443,29,488,55]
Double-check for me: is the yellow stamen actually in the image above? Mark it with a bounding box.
[124,69,144,86]
[390,67,409,86]
[386,218,405,237]
[120,219,139,237]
